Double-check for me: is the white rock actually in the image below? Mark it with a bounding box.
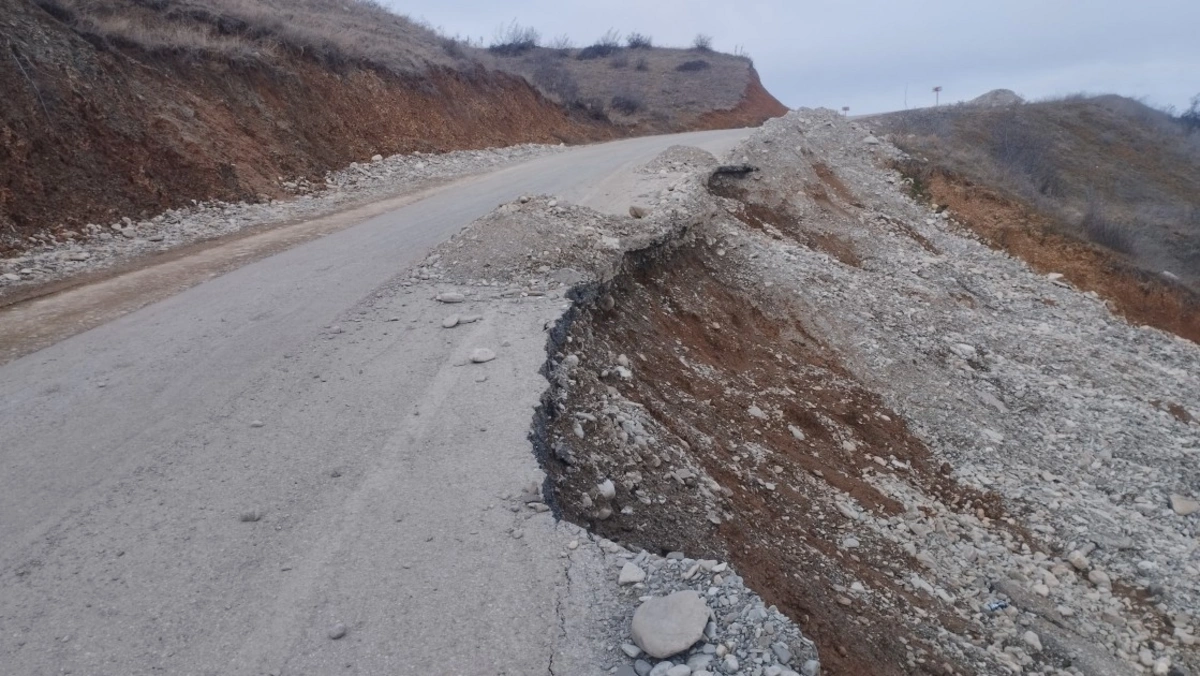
[631,591,710,659]
[1170,494,1199,516]
[469,348,496,364]
[1022,630,1042,652]
[597,479,616,499]
[1088,569,1112,590]
[441,315,460,328]
[747,405,767,420]
[436,292,466,303]
[620,562,647,585]
[621,643,643,658]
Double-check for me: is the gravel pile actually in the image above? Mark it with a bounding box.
[711,108,1200,673]
[588,537,820,676]
[0,144,561,293]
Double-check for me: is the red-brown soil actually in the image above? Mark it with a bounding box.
[542,240,1027,675]
[0,0,611,252]
[920,170,1200,344]
[1,0,787,255]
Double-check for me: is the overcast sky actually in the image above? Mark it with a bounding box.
[390,0,1200,115]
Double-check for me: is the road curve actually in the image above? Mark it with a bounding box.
[0,128,749,675]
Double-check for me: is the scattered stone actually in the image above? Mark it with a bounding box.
[1170,494,1199,516]
[1087,569,1112,590]
[469,348,496,364]
[631,591,710,659]
[436,292,466,304]
[597,479,617,500]
[630,206,648,219]
[620,562,647,585]
[622,643,643,658]
[239,509,265,523]
[327,623,347,640]
[442,315,460,328]
[250,420,265,428]
[1022,630,1042,652]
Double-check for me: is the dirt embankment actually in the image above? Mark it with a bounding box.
[909,167,1200,344]
[1,1,788,255]
[0,1,615,252]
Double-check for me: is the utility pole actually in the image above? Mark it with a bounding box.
[933,86,943,106]
[841,106,850,117]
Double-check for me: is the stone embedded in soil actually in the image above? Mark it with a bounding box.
[436,292,465,303]
[442,315,460,328]
[630,591,710,659]
[469,348,496,364]
[620,562,647,585]
[1088,569,1113,590]
[327,622,347,640]
[1170,494,1199,516]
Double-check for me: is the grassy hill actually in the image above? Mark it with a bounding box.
[871,95,1200,340]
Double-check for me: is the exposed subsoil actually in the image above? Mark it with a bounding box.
[916,168,1200,344]
[1,0,785,256]
[688,68,790,132]
[539,236,1026,675]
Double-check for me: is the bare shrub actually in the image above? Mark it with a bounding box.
[610,94,643,115]
[610,54,629,69]
[626,32,652,49]
[548,33,573,57]
[634,57,648,72]
[1181,95,1200,134]
[577,28,621,60]
[692,34,713,52]
[1081,201,1139,255]
[530,53,579,104]
[575,97,609,121]
[676,59,711,73]
[489,19,539,56]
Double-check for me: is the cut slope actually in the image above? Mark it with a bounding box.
[0,0,617,254]
[482,44,786,130]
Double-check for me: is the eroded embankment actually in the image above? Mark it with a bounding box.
[896,163,1200,345]
[534,229,1019,675]
[0,0,612,253]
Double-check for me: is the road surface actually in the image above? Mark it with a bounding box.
[0,128,749,675]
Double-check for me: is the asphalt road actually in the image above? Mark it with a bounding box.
[0,128,749,675]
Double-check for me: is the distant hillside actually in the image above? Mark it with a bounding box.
[0,0,785,253]
[476,30,786,130]
[872,94,1200,338]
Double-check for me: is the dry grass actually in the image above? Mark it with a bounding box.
[30,0,464,71]
[877,95,1200,286]
[483,45,753,125]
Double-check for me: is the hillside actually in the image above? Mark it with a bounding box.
[0,0,784,255]
[478,37,786,131]
[872,94,1200,340]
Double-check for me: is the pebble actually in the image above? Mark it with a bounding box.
[1087,569,1112,590]
[327,623,347,640]
[1170,494,1199,516]
[436,292,465,303]
[469,348,496,363]
[1022,630,1042,652]
[620,562,648,585]
[622,643,643,658]
[442,315,460,328]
